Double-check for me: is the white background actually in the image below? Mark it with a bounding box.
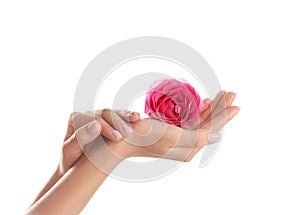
[1,0,300,214]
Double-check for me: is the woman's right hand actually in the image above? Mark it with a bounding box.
[100,91,239,163]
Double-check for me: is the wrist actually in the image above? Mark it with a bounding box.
[108,141,141,158]
[106,120,154,158]
[83,140,129,174]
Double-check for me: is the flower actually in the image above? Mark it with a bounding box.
[144,79,204,129]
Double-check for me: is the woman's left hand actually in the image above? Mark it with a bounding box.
[60,110,140,174]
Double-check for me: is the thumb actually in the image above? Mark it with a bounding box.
[74,120,102,148]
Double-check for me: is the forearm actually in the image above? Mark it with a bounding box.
[26,120,193,214]
[26,142,126,215]
[29,166,63,207]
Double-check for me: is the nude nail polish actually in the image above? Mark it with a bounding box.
[208,132,221,143]
[112,130,123,139]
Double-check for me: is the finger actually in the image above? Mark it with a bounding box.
[66,120,101,154]
[95,114,124,141]
[164,131,218,162]
[183,132,222,162]
[101,109,133,137]
[209,91,227,119]
[225,92,236,107]
[115,110,141,122]
[173,126,221,147]
[72,112,96,130]
[200,91,225,125]
[204,106,240,132]
[199,98,212,124]
[87,109,135,138]
[211,91,226,112]
[64,112,78,141]
[201,91,235,127]
[202,98,211,110]
[199,103,212,124]
[73,112,123,141]
[222,106,240,125]
[212,92,236,117]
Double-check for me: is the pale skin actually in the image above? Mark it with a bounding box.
[26,91,239,215]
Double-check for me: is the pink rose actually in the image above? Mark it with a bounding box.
[144,79,204,129]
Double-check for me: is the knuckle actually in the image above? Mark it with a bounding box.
[114,118,126,127]
[94,114,103,121]
[102,108,111,115]
[74,130,81,142]
[70,112,79,119]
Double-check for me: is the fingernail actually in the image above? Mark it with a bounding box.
[112,130,123,139]
[208,132,221,143]
[87,121,101,135]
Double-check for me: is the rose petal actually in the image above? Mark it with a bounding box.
[145,78,203,129]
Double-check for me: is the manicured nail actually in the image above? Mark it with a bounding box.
[87,121,101,135]
[112,130,123,139]
[208,132,221,143]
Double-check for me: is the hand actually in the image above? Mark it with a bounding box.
[28,109,141,209]
[26,92,239,215]
[200,91,239,130]
[100,91,239,163]
[60,109,140,174]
